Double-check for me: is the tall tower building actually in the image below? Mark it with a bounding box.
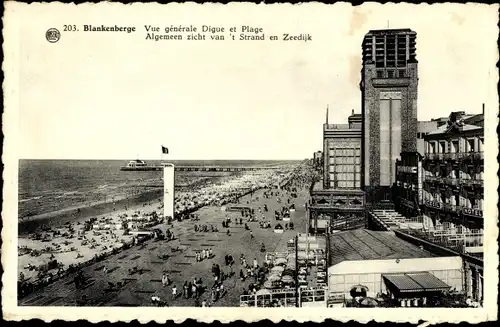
[361,29,418,202]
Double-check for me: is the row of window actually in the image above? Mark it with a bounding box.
[329,172,361,181]
[424,194,484,210]
[329,181,362,188]
[427,137,484,154]
[327,143,361,149]
[376,69,408,78]
[328,157,361,165]
[329,149,361,156]
[329,165,361,173]
[424,172,484,180]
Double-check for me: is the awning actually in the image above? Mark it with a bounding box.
[383,272,451,294]
[406,272,452,292]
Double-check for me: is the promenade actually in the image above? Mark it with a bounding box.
[19,184,310,307]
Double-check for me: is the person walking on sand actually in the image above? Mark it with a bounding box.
[192,283,198,299]
[183,281,189,299]
[240,269,245,281]
[162,273,168,287]
[187,282,193,298]
[171,285,177,300]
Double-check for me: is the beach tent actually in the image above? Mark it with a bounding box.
[274,258,287,266]
[268,274,281,282]
[271,266,285,274]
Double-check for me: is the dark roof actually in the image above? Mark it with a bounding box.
[365,28,415,35]
[383,274,422,293]
[328,229,434,267]
[464,113,484,127]
[383,272,451,293]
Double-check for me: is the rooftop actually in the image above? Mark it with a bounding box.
[328,229,435,267]
[427,122,482,136]
[365,28,416,36]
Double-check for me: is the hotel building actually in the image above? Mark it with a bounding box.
[361,29,418,203]
[421,111,484,301]
[308,110,365,234]
[422,111,484,232]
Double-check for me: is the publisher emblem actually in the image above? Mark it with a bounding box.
[46,28,60,43]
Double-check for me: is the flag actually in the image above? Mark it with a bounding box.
[162,146,169,154]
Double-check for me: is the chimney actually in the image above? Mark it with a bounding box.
[352,109,355,116]
[482,103,485,115]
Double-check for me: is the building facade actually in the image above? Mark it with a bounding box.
[393,152,423,219]
[322,113,363,190]
[417,120,439,156]
[361,29,418,203]
[421,111,484,302]
[308,110,365,234]
[422,111,484,233]
[313,151,323,169]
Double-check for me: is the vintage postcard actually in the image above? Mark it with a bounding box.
[2,1,499,323]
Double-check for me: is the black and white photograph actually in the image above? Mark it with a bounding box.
[2,1,498,323]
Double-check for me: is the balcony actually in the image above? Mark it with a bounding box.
[461,151,484,162]
[461,207,483,219]
[425,153,443,161]
[461,178,484,188]
[444,177,459,187]
[443,203,460,214]
[424,151,484,163]
[443,153,459,160]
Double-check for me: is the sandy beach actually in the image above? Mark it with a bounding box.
[18,166,300,291]
[18,163,317,306]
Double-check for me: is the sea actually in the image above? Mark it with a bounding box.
[18,159,295,220]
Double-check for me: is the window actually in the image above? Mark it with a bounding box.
[467,139,475,152]
[387,70,395,78]
[376,70,384,78]
[427,142,435,154]
[398,70,406,78]
[439,142,446,153]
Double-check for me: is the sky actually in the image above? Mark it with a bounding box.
[8,3,499,160]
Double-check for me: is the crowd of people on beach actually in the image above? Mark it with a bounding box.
[19,162,318,305]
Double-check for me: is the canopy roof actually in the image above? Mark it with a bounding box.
[383,272,451,294]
